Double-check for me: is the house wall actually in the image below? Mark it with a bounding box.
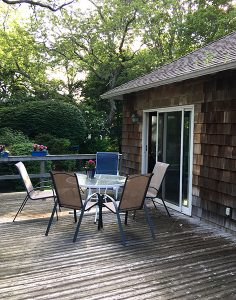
[121,69,236,232]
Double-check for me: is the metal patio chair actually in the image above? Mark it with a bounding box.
[45,171,97,243]
[102,173,154,246]
[146,161,171,217]
[13,161,56,222]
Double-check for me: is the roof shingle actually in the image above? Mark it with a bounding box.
[102,31,236,99]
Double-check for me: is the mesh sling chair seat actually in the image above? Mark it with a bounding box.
[13,161,56,222]
[102,173,154,246]
[146,162,171,217]
[45,171,97,243]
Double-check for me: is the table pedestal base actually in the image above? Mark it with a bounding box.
[97,193,104,230]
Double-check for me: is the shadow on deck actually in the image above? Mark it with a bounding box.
[0,192,236,300]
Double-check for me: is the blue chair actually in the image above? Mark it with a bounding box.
[92,152,120,223]
[96,152,119,175]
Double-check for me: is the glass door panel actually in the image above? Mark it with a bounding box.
[182,111,191,207]
[163,111,181,205]
[148,112,157,172]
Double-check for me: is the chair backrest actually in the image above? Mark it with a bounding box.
[15,162,34,194]
[50,171,83,210]
[96,152,119,175]
[119,173,153,211]
[149,162,169,191]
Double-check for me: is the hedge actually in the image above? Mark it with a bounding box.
[0,101,87,144]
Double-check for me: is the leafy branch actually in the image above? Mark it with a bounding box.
[2,0,75,11]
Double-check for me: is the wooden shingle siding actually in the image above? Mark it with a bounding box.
[191,72,236,231]
[121,69,236,232]
[121,101,142,175]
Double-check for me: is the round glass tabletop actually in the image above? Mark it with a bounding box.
[76,173,126,189]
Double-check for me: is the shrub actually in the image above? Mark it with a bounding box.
[0,101,87,144]
[34,133,71,155]
[0,127,31,146]
[34,133,76,171]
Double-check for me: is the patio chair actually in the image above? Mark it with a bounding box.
[93,152,120,223]
[146,162,171,217]
[102,173,154,246]
[13,161,56,222]
[45,171,97,242]
[96,152,119,175]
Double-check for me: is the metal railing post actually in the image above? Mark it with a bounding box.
[40,160,45,189]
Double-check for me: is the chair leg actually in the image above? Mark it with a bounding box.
[94,205,98,224]
[45,201,58,236]
[53,198,59,221]
[73,209,85,243]
[143,203,155,239]
[116,212,126,246]
[161,197,171,217]
[13,195,29,222]
[125,211,128,225]
[152,198,171,217]
[73,209,77,222]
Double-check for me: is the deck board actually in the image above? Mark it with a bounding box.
[0,192,236,299]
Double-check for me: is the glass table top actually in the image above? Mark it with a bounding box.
[76,173,126,188]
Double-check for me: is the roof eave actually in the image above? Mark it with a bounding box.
[101,61,236,100]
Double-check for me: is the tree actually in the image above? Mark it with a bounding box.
[0,21,67,104]
[178,0,236,55]
[38,0,236,118]
[39,0,153,122]
[27,0,234,152]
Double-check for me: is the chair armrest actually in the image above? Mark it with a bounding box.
[32,186,54,191]
[147,186,158,196]
[104,194,119,207]
[82,193,98,210]
[102,194,119,213]
[34,180,53,188]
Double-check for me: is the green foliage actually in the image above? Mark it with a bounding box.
[10,142,32,156]
[0,100,87,144]
[34,133,71,154]
[178,2,236,55]
[80,136,117,154]
[0,127,31,147]
[0,129,52,180]
[79,100,121,152]
[34,133,76,170]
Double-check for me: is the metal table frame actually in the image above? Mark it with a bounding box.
[76,173,126,230]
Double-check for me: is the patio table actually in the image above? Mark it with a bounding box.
[76,173,126,230]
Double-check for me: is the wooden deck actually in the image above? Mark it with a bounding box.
[0,192,236,300]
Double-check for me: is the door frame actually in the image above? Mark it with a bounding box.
[142,105,194,216]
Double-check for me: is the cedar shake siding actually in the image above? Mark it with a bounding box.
[121,70,236,232]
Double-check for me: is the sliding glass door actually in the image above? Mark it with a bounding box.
[143,107,193,215]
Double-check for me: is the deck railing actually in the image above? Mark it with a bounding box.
[0,154,96,182]
[0,154,123,183]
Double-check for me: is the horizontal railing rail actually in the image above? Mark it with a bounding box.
[0,154,123,182]
[0,154,96,181]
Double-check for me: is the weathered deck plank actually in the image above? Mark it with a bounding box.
[0,192,236,299]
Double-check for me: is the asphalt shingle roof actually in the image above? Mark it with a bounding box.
[101,31,236,99]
